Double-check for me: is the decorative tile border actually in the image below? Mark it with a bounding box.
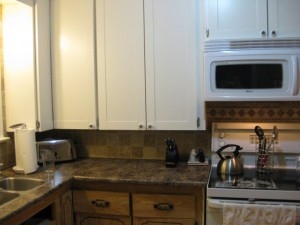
[206,101,300,122]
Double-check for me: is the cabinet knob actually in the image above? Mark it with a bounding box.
[147,124,152,129]
[138,124,144,129]
[89,124,94,129]
[153,203,174,211]
[261,30,266,37]
[91,199,110,208]
[271,30,277,37]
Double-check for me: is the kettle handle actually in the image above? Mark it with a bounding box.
[216,144,243,160]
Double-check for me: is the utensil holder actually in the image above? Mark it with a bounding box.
[256,136,274,176]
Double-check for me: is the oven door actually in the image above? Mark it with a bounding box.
[206,198,300,225]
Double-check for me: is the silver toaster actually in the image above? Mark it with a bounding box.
[36,139,77,163]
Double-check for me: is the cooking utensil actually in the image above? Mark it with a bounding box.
[255,126,264,151]
[216,144,244,176]
[267,125,278,150]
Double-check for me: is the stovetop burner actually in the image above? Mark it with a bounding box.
[215,177,277,190]
[207,122,300,201]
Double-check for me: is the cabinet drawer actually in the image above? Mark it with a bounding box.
[132,194,195,218]
[73,190,130,216]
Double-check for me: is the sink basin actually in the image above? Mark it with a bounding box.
[0,191,19,205]
[0,177,45,191]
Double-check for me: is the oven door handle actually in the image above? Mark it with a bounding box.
[291,55,299,96]
[207,199,226,209]
[207,199,257,209]
[208,199,300,209]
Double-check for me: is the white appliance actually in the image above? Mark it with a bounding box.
[204,49,300,101]
[206,122,300,225]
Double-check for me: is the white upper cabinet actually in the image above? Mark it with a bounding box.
[3,0,53,131]
[144,0,200,130]
[97,0,146,130]
[97,0,203,130]
[268,0,300,38]
[205,0,300,40]
[51,0,97,129]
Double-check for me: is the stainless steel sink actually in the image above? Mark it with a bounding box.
[0,177,45,191]
[0,191,19,205]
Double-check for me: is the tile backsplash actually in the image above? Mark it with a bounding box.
[36,129,210,162]
[2,100,300,169]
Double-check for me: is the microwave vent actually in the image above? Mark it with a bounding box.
[204,39,300,52]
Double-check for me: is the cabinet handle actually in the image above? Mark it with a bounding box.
[91,199,110,208]
[206,28,209,38]
[261,30,266,37]
[147,124,152,129]
[138,124,144,129]
[272,30,277,37]
[153,203,174,211]
[89,124,94,129]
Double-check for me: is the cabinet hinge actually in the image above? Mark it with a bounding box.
[206,28,209,38]
[36,121,40,129]
[197,117,200,128]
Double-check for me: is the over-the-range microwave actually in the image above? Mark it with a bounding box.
[204,49,300,101]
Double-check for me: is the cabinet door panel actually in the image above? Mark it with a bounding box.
[60,190,74,225]
[133,218,195,225]
[51,0,97,129]
[76,213,131,225]
[268,0,300,38]
[145,0,199,130]
[97,0,146,130]
[73,190,130,216]
[205,0,267,39]
[35,0,53,131]
[132,194,195,218]
[3,1,37,130]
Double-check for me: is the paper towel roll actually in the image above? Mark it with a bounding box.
[13,128,38,174]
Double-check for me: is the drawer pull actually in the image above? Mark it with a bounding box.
[153,203,174,211]
[91,199,110,208]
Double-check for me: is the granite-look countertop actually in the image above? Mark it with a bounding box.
[0,158,210,224]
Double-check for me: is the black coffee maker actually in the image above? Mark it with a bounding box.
[165,138,179,167]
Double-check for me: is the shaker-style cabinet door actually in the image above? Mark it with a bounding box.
[205,0,268,40]
[51,0,97,129]
[3,0,53,132]
[268,0,300,38]
[145,0,201,130]
[97,0,203,130]
[97,0,146,130]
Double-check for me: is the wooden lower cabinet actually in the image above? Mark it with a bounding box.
[132,194,196,225]
[133,218,195,225]
[74,214,131,225]
[73,190,131,225]
[72,189,202,225]
[59,190,74,225]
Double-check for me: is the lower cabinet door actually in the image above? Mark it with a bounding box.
[75,213,131,225]
[133,217,195,225]
[132,194,196,225]
[60,190,74,225]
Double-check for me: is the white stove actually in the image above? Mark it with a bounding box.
[206,122,300,225]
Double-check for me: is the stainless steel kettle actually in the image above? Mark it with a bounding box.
[216,144,244,176]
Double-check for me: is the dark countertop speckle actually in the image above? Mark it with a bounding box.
[0,158,210,224]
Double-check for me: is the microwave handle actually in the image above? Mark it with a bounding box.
[291,56,299,96]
